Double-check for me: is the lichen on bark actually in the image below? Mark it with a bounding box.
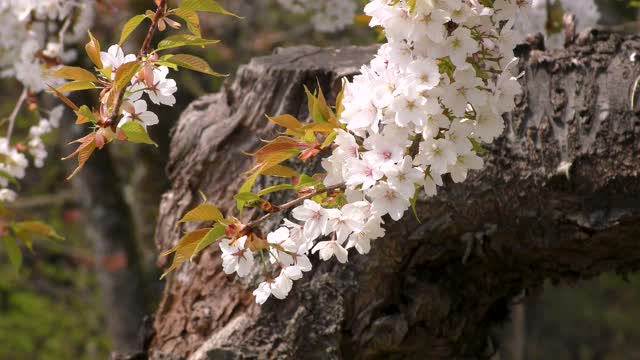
[148,31,640,360]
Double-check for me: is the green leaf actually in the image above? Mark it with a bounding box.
[179,203,223,223]
[546,0,565,35]
[119,14,148,45]
[49,66,99,82]
[171,9,202,37]
[13,221,65,241]
[296,173,318,187]
[236,172,259,212]
[155,34,220,52]
[469,137,489,154]
[100,66,113,80]
[257,184,294,197]
[178,0,242,18]
[234,192,261,202]
[154,60,179,71]
[114,60,142,92]
[57,81,100,92]
[120,121,158,146]
[335,79,347,119]
[160,228,211,278]
[259,165,297,178]
[166,54,225,76]
[191,224,225,259]
[321,130,338,149]
[3,236,22,270]
[304,86,328,123]
[75,105,97,124]
[407,0,417,12]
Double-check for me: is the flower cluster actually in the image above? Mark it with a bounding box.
[99,45,177,135]
[276,0,358,33]
[200,0,531,304]
[0,0,95,203]
[0,0,95,91]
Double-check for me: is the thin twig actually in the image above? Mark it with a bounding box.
[139,0,167,58]
[247,182,346,229]
[7,88,28,140]
[6,190,74,209]
[109,0,166,130]
[58,16,72,48]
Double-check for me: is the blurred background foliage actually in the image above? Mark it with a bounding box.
[0,0,640,359]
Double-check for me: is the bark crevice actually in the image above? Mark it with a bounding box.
[150,32,640,360]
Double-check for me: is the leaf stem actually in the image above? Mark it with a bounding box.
[246,182,345,229]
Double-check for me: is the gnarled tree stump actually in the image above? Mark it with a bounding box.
[149,32,640,360]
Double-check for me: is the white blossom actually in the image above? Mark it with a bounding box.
[312,240,349,263]
[292,200,332,241]
[368,182,410,221]
[100,45,136,79]
[219,236,254,277]
[120,100,160,128]
[250,0,530,304]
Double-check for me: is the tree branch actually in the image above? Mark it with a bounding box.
[139,0,167,58]
[246,182,345,229]
[7,88,28,140]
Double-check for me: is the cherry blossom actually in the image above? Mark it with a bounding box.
[219,236,254,277]
[368,183,410,221]
[120,100,160,128]
[100,45,136,79]
[312,240,349,263]
[130,66,177,106]
[292,199,332,241]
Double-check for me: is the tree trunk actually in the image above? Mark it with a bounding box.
[64,121,149,354]
[148,31,640,360]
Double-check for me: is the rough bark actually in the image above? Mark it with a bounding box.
[149,31,640,360]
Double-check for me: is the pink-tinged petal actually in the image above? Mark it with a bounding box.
[311,241,329,254]
[303,219,322,242]
[296,255,312,272]
[292,206,314,221]
[133,100,147,113]
[139,111,159,126]
[333,243,349,263]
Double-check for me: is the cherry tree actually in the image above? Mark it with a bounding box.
[7,0,639,358]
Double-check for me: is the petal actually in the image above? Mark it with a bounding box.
[134,100,147,112]
[333,243,349,263]
[296,255,312,272]
[139,111,159,126]
[284,266,303,280]
[311,241,329,254]
[304,220,322,241]
[292,206,314,221]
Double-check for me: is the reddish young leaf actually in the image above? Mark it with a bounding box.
[85,31,103,69]
[249,136,301,163]
[260,165,297,178]
[267,114,303,130]
[62,132,98,180]
[47,84,79,111]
